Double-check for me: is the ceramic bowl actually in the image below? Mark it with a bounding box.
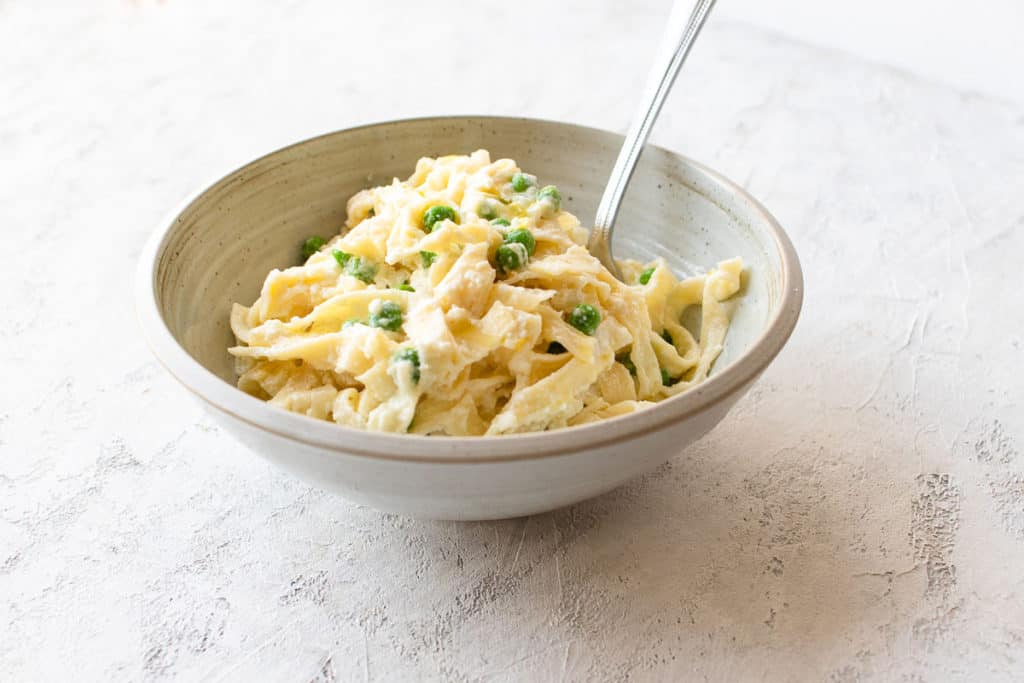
[135,116,802,520]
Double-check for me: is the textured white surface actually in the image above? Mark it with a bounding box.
[718,0,1024,104]
[2,1,1023,681]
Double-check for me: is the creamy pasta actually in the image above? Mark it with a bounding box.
[229,150,743,435]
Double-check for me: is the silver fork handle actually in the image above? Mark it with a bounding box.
[589,0,717,278]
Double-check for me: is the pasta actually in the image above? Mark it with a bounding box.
[228,150,743,436]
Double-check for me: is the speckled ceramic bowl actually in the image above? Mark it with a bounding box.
[135,116,802,520]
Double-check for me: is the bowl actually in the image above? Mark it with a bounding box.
[135,116,802,520]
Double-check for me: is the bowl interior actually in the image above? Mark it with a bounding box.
[154,117,782,393]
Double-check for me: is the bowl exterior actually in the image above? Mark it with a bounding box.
[203,378,754,520]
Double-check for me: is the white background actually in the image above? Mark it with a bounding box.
[2,1,1023,680]
[721,0,1024,103]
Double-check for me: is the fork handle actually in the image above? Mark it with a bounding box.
[589,0,718,279]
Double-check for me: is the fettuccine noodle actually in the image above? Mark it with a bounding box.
[229,150,743,435]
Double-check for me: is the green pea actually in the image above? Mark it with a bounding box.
[568,303,600,335]
[616,352,637,376]
[662,330,673,345]
[357,259,379,283]
[369,300,403,331]
[490,217,511,227]
[332,249,352,267]
[393,347,421,383]
[420,250,438,268]
[503,228,536,256]
[536,185,561,211]
[422,205,458,232]
[511,173,534,193]
[496,243,528,271]
[301,236,326,260]
[477,199,500,220]
[334,250,377,283]
[639,266,656,285]
[547,341,567,354]
[398,283,415,292]
[661,368,674,386]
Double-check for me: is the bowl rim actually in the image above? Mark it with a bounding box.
[135,115,803,464]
